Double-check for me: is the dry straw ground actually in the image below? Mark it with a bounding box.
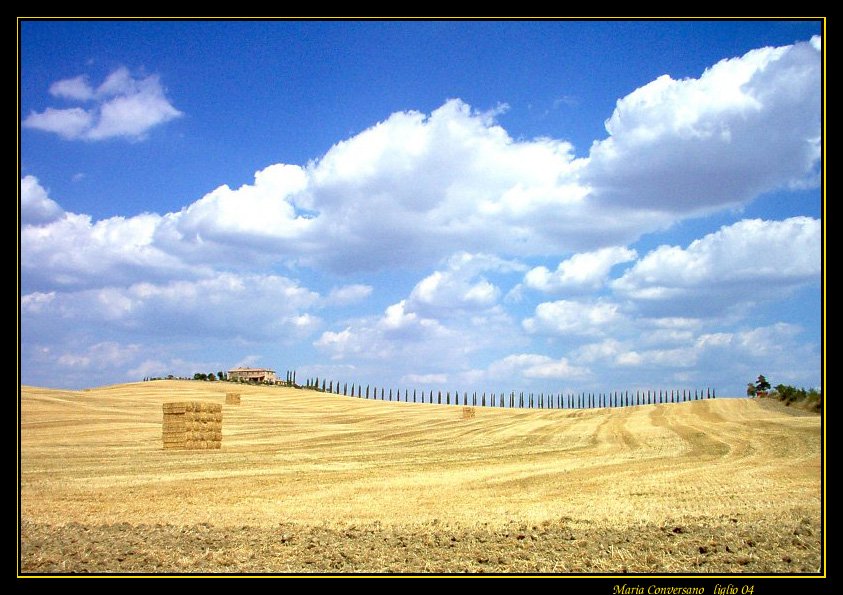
[19,381,822,574]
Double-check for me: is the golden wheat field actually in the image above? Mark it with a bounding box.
[19,381,822,574]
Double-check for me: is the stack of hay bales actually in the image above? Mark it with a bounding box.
[225,392,241,405]
[461,406,476,419]
[162,402,223,450]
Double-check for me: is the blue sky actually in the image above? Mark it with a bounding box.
[19,19,823,395]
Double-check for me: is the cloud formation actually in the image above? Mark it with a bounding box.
[406,252,524,317]
[585,37,821,213]
[19,36,822,392]
[21,38,821,285]
[21,272,321,342]
[23,67,182,141]
[325,284,374,306]
[21,181,191,293]
[571,322,817,386]
[524,247,637,293]
[612,217,820,315]
[312,252,525,383]
[523,299,624,337]
[21,175,64,225]
[487,353,590,381]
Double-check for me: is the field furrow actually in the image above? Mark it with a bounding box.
[19,381,823,574]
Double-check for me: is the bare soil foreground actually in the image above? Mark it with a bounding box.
[19,381,822,575]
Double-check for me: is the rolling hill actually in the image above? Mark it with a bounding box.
[19,380,822,574]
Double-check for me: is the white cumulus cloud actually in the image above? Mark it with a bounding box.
[21,273,321,343]
[168,163,312,246]
[312,260,523,379]
[49,75,95,101]
[585,37,821,213]
[612,217,820,311]
[487,353,590,381]
[523,299,623,336]
[19,37,822,393]
[406,252,522,317]
[21,207,192,293]
[20,35,822,284]
[524,246,637,293]
[21,175,65,225]
[23,67,182,141]
[325,284,373,306]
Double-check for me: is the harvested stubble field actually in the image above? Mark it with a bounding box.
[19,381,822,575]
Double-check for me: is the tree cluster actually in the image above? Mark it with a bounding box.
[193,371,227,381]
[746,374,771,396]
[747,374,821,412]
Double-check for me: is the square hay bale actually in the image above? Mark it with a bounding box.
[162,402,188,414]
[461,406,476,419]
[225,392,241,405]
[163,401,223,450]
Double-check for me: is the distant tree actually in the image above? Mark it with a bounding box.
[208,373,216,381]
[194,372,207,381]
[746,382,757,397]
[755,375,771,395]
[218,371,226,381]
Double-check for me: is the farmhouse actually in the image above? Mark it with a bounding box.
[228,367,277,383]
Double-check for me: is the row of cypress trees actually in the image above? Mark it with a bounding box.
[290,373,715,409]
